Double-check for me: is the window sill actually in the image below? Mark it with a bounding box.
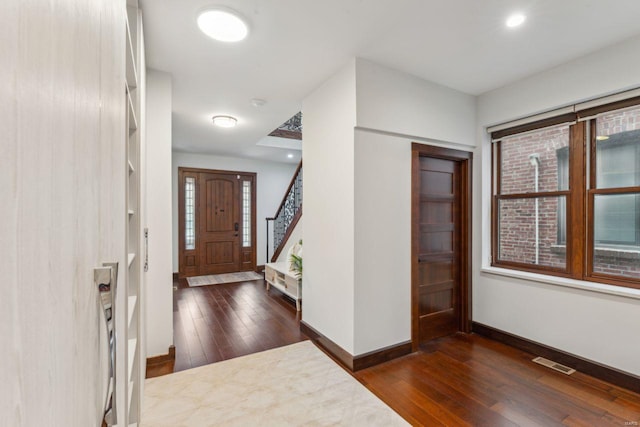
[480,265,640,300]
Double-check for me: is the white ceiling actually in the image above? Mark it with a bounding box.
[140,0,640,163]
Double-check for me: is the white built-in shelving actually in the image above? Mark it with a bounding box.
[123,0,142,425]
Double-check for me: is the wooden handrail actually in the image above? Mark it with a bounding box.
[270,208,302,263]
[271,161,302,220]
[266,160,303,262]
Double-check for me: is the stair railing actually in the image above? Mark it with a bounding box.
[266,161,302,263]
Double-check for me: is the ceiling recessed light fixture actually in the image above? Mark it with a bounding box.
[506,13,526,28]
[287,153,294,159]
[250,98,266,108]
[212,115,237,128]
[596,135,610,141]
[197,8,249,42]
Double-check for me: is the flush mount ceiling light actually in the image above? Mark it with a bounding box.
[212,115,237,128]
[506,13,526,28]
[596,135,610,141]
[197,8,249,42]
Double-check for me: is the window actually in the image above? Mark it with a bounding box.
[590,107,640,279]
[495,123,569,270]
[242,180,251,247]
[185,177,195,250]
[492,100,640,288]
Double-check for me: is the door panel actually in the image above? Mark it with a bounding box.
[417,156,461,343]
[205,179,235,232]
[198,173,241,275]
[205,241,235,265]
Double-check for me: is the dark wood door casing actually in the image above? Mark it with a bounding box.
[178,167,257,278]
[411,143,472,351]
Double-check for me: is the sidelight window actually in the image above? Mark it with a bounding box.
[185,177,195,250]
[242,180,251,247]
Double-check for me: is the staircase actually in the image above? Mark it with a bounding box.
[267,161,302,262]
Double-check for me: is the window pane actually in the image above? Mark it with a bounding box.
[242,180,251,248]
[594,193,639,246]
[595,105,640,189]
[185,177,195,250]
[593,193,640,278]
[498,197,566,268]
[500,124,570,194]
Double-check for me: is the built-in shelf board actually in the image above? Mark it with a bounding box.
[128,295,137,329]
[128,380,134,420]
[128,338,137,383]
[127,381,133,413]
[127,91,138,131]
[128,160,135,174]
[125,18,138,89]
[128,253,135,267]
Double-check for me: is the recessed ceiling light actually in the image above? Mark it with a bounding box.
[197,8,249,42]
[212,115,237,128]
[287,153,294,159]
[596,135,610,141]
[250,98,266,107]
[506,13,526,28]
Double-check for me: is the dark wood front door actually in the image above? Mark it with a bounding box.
[199,173,241,275]
[178,168,256,278]
[412,144,472,349]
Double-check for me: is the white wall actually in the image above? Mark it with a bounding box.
[172,152,296,271]
[475,35,640,375]
[356,58,476,147]
[302,59,357,353]
[302,58,476,355]
[145,69,174,357]
[352,60,476,355]
[353,130,413,354]
[0,0,126,424]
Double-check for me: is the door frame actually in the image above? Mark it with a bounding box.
[178,167,257,278]
[411,143,472,351]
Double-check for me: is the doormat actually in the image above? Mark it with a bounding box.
[186,271,263,287]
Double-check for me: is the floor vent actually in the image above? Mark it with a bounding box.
[532,356,576,375]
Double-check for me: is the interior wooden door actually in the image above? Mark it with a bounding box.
[412,144,471,348]
[198,172,241,275]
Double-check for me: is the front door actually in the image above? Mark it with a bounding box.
[412,144,471,348]
[198,172,241,275]
[178,168,256,278]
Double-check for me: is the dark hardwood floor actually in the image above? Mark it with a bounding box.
[148,277,640,426]
[146,277,308,377]
[356,333,640,427]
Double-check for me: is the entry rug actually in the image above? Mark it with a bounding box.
[141,341,409,427]
[186,271,263,287]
